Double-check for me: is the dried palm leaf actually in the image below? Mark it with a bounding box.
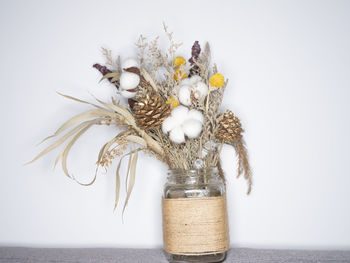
[122,150,138,216]
[27,118,103,164]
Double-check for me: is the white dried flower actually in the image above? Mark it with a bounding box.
[122,58,139,69]
[162,106,204,144]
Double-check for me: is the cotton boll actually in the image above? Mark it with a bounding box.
[169,126,185,144]
[178,86,191,106]
[162,116,178,134]
[171,105,189,121]
[189,75,202,84]
[182,119,202,138]
[122,58,139,69]
[120,89,136,98]
[193,82,208,99]
[179,78,192,86]
[187,109,204,124]
[120,72,140,90]
[164,105,202,143]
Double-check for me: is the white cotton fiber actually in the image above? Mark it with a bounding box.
[187,109,204,124]
[182,119,202,138]
[169,126,185,144]
[179,78,192,86]
[120,72,140,90]
[178,86,191,106]
[162,105,204,143]
[122,58,139,69]
[193,81,208,99]
[162,116,178,134]
[120,89,136,98]
[171,105,189,121]
[190,75,202,84]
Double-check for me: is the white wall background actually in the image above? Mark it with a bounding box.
[1,0,350,250]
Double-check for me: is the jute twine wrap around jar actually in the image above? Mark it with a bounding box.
[162,195,229,255]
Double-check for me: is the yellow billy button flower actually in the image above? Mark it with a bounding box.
[166,97,179,108]
[174,68,188,82]
[209,73,225,88]
[173,56,186,67]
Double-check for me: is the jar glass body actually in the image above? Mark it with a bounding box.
[163,167,227,263]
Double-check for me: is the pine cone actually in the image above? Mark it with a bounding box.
[217,110,252,194]
[216,110,243,142]
[133,95,171,130]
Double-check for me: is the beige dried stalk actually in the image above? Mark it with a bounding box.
[136,35,148,67]
[101,47,113,66]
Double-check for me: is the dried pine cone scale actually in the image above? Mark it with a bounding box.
[133,95,171,130]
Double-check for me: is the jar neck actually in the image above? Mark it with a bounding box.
[167,167,219,185]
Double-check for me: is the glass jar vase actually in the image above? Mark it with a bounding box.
[162,167,229,263]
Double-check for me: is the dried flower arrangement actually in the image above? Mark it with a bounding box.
[28,24,252,212]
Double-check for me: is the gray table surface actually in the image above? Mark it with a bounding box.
[0,247,350,263]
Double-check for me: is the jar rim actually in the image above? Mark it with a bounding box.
[168,167,219,177]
